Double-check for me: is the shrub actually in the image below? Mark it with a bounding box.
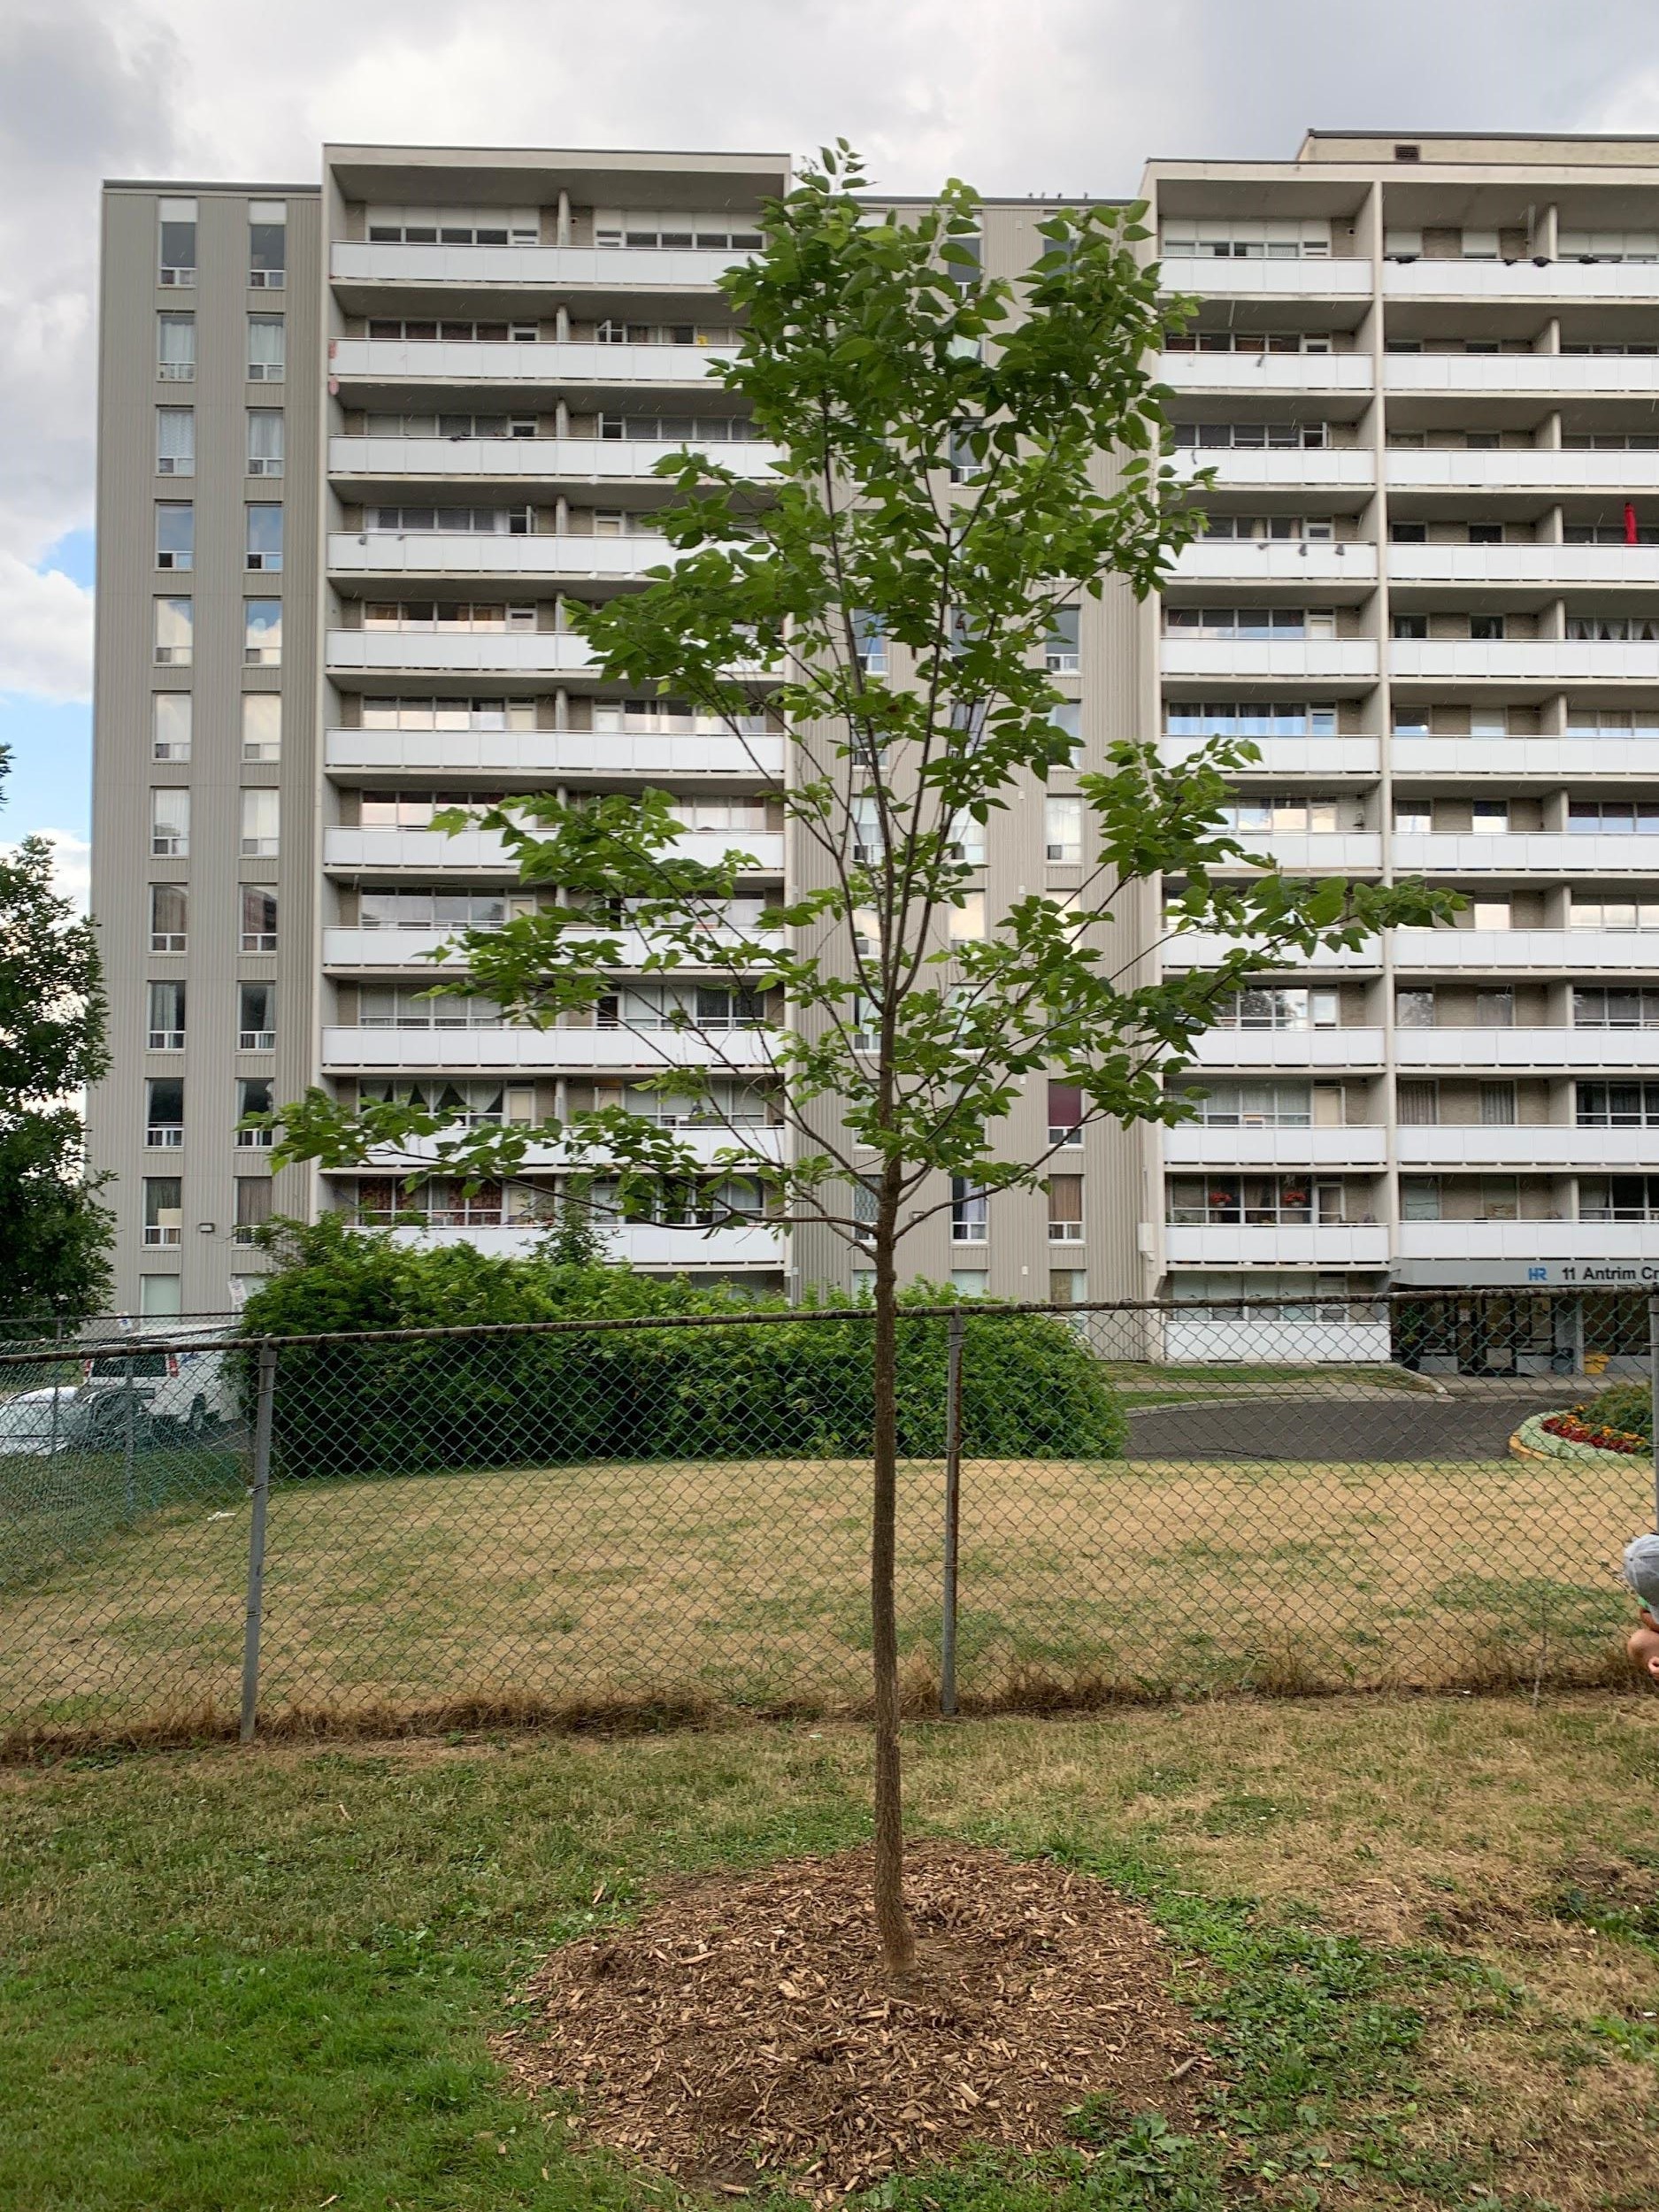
[239,1224,1125,1475]
[1578,1379,1651,1447]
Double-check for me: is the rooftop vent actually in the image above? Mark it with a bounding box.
[1394,143,1421,162]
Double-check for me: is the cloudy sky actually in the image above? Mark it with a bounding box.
[5,0,1659,883]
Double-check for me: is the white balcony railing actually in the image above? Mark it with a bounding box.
[1164,258,1375,299]
[330,242,753,288]
[1384,352,1659,397]
[1396,1126,1659,1171]
[1171,541,1377,584]
[1167,449,1375,491]
[1389,737,1659,780]
[1164,1224,1391,1265]
[1394,928,1659,973]
[326,627,595,676]
[1387,449,1659,495]
[1390,640,1659,681]
[1394,1027,1659,1071]
[1220,832,1381,872]
[1383,258,1659,304]
[1160,932,1379,972]
[321,1025,777,1073]
[1159,638,1380,682]
[1158,349,1374,393]
[328,434,782,482]
[323,923,764,970]
[1162,1125,1388,1169]
[1156,734,1379,777]
[1394,832,1659,874]
[1186,1028,1386,1070]
[380,1219,785,1266]
[325,726,785,780]
[327,531,678,580]
[1394,1218,1659,1262]
[1388,544,1659,588]
[322,826,785,874]
[357,1125,790,1171]
[329,339,737,387]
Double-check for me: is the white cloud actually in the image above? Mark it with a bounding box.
[3,826,91,910]
[0,554,93,703]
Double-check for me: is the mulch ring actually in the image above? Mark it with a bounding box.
[496,1839,1207,2200]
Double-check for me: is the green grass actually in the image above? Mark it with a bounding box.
[5,1697,1659,2209]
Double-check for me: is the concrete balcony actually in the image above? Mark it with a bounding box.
[1163,1125,1388,1169]
[1161,931,1379,972]
[1168,449,1375,492]
[326,626,594,677]
[1394,1218,1659,1263]
[1225,832,1381,872]
[1160,638,1380,683]
[1384,352,1659,396]
[330,241,750,289]
[1383,257,1659,304]
[1396,1126,1659,1171]
[1390,640,1659,681]
[321,1025,777,1073]
[1389,544,1659,588]
[1187,1027,1386,1071]
[1162,257,1375,300]
[1394,928,1659,973]
[1394,1027,1659,1071]
[328,433,781,483]
[1389,737,1659,780]
[329,338,736,387]
[357,1125,790,1170]
[1394,832,1659,874]
[1164,1223,1391,1266]
[1387,449,1659,495]
[381,1220,785,1268]
[323,923,765,971]
[1158,349,1373,394]
[325,726,785,780]
[1157,734,1380,777]
[1171,541,1377,584]
[322,826,785,875]
[327,530,676,581]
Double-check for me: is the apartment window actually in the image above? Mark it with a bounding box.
[947,810,986,865]
[249,200,286,288]
[143,1178,184,1247]
[240,885,278,952]
[1045,607,1080,672]
[247,409,284,477]
[1397,1079,1439,1125]
[1470,708,1509,736]
[147,980,186,1050]
[1574,987,1659,1029]
[157,313,195,381]
[950,1179,988,1243]
[1045,795,1082,864]
[1578,1082,1659,1128]
[1165,702,1338,739]
[1048,1081,1084,1144]
[151,693,191,762]
[359,987,503,1032]
[1159,219,1331,260]
[157,407,194,476]
[1215,987,1339,1031]
[1172,1079,1313,1129]
[1223,795,1361,835]
[155,503,193,572]
[1580,1177,1659,1223]
[1392,613,1428,640]
[244,599,281,664]
[1401,1177,1441,1222]
[1167,331,1332,357]
[1392,707,1430,734]
[149,883,188,953]
[1467,522,1503,545]
[1048,1270,1087,1304]
[592,215,762,251]
[1474,989,1514,1029]
[240,788,279,856]
[247,314,285,382]
[849,795,884,865]
[949,890,986,941]
[1571,898,1659,930]
[234,1177,273,1245]
[145,1078,185,1149]
[362,597,536,631]
[363,409,537,439]
[154,596,192,665]
[1571,800,1659,834]
[236,1079,274,1147]
[1480,1081,1517,1126]
[1471,899,1512,931]
[245,504,282,572]
[362,696,535,732]
[157,198,196,285]
[1171,421,1328,450]
[238,980,275,1051]
[1469,614,1506,641]
[241,695,280,763]
[1395,990,1435,1029]
[1165,607,1334,641]
[1567,613,1659,642]
[366,315,539,343]
[1048,1175,1084,1242]
[1166,1176,1347,1226]
[359,888,509,931]
[140,1274,184,1317]
[1394,799,1431,834]
[150,787,188,856]
[597,411,763,443]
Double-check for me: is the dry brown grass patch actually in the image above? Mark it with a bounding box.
[498,1839,1201,2201]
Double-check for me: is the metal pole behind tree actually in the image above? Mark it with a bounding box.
[240,1341,278,1745]
[940,1308,965,1717]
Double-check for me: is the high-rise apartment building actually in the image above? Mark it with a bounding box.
[88,133,1659,1368]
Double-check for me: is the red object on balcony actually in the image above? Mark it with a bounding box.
[1626,501,1640,546]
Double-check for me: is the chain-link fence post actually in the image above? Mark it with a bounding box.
[122,1354,136,1521]
[240,1341,278,1745]
[940,1308,965,1717]
[1649,1291,1659,1532]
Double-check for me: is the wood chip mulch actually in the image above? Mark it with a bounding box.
[496,1840,1206,2200]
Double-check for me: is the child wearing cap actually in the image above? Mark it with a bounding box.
[1624,1532,1659,1681]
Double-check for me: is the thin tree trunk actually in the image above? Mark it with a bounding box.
[870,1213,917,1973]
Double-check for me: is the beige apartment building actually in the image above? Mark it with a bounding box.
[88,131,1659,1367]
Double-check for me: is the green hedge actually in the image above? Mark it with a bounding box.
[239,1222,1125,1475]
[1580,1379,1652,1446]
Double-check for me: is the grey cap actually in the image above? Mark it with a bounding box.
[1624,1532,1659,1610]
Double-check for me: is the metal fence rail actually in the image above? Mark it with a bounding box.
[1,1288,1653,1748]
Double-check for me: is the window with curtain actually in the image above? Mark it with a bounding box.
[247,410,284,477]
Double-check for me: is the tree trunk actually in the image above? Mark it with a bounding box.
[870,1216,917,1973]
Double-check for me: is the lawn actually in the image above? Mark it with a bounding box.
[4,1696,1659,2208]
[1,1448,1647,1741]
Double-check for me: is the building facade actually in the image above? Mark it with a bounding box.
[88,132,1659,1364]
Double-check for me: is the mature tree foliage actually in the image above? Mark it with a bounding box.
[0,772,113,1323]
[273,150,1449,1968]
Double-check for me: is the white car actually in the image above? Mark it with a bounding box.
[0,1385,155,1455]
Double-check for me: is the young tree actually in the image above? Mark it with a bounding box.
[274,150,1448,1970]
[0,776,114,1324]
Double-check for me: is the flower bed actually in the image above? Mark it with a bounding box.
[1543,1407,1649,1455]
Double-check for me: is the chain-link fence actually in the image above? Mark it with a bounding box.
[2,1288,1655,1750]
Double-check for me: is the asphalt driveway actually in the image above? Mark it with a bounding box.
[1124,1386,1571,1464]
